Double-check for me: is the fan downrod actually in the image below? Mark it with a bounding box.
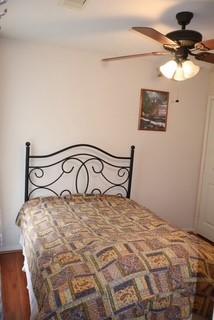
[165,11,202,49]
[176,11,193,30]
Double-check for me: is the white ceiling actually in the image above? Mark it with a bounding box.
[0,0,214,56]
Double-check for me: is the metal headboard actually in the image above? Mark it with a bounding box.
[24,142,135,202]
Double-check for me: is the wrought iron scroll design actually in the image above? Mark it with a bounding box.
[25,143,135,201]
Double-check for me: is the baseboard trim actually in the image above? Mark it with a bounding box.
[0,244,22,253]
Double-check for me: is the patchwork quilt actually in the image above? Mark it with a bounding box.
[16,195,214,320]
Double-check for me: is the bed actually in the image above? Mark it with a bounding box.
[16,142,214,320]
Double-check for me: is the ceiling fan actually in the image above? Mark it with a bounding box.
[102,12,214,81]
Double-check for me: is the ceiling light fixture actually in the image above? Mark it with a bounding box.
[0,0,7,19]
[160,59,200,81]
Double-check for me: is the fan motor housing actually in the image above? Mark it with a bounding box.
[166,29,202,48]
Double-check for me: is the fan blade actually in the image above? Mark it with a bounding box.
[132,27,178,47]
[195,39,214,51]
[102,51,168,62]
[195,52,214,64]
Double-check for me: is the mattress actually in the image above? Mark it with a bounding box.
[17,195,214,320]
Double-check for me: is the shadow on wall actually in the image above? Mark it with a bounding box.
[44,0,214,37]
[160,1,214,30]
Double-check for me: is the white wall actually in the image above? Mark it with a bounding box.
[209,71,214,94]
[0,39,210,250]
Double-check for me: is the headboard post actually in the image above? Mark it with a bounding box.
[25,142,31,202]
[127,145,135,198]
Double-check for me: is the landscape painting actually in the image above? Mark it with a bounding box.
[138,89,169,131]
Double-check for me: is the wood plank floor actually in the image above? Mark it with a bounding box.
[0,251,30,320]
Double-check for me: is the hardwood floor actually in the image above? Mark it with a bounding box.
[0,251,30,320]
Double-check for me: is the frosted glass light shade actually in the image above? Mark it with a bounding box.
[182,60,200,79]
[160,59,200,81]
[159,60,177,79]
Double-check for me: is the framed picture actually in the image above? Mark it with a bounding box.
[138,89,169,131]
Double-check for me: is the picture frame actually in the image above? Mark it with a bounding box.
[138,89,169,131]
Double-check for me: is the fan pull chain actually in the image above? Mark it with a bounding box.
[175,83,180,103]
